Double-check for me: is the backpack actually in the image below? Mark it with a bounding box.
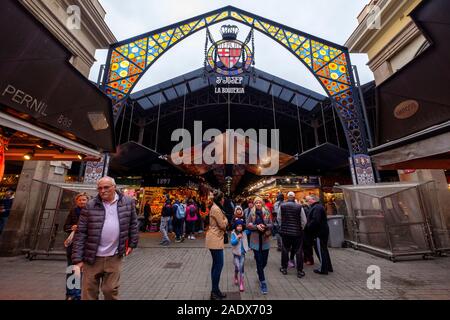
[189,205,196,218]
[175,203,186,219]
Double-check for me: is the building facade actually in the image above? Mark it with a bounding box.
[0,0,116,256]
[346,0,450,229]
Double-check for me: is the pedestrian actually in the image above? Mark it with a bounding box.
[63,192,89,300]
[231,219,250,292]
[302,199,314,265]
[279,192,307,278]
[306,195,333,275]
[223,197,235,225]
[244,199,254,221]
[71,177,139,300]
[172,199,186,242]
[143,201,151,232]
[0,189,14,235]
[264,198,273,215]
[273,193,284,252]
[246,196,272,295]
[160,199,173,245]
[185,199,198,240]
[205,190,228,300]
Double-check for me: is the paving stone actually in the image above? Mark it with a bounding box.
[0,233,449,300]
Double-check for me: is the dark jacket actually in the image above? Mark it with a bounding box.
[71,192,139,265]
[280,200,305,237]
[307,202,329,239]
[161,202,173,217]
[64,207,82,234]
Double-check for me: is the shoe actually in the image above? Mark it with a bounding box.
[191,235,196,240]
[297,271,306,278]
[260,281,268,295]
[217,290,227,299]
[234,273,239,285]
[161,241,170,246]
[313,269,328,275]
[210,292,222,300]
[175,238,181,243]
[239,276,245,292]
[279,267,287,275]
[288,260,295,268]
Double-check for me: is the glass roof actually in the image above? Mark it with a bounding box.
[130,68,327,111]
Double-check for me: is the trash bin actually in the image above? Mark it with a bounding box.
[328,215,345,248]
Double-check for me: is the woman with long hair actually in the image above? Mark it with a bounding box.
[247,196,273,295]
[205,190,228,300]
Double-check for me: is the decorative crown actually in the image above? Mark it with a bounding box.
[220,25,239,40]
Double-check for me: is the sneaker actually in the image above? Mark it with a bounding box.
[288,260,295,268]
[191,235,196,240]
[175,238,181,243]
[239,277,245,292]
[279,267,287,275]
[260,281,268,295]
[297,271,306,278]
[161,241,170,246]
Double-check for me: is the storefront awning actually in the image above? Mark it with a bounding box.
[0,0,115,153]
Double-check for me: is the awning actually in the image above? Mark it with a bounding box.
[370,122,450,170]
[0,0,115,153]
[282,143,350,174]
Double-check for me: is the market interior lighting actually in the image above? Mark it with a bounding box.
[57,146,66,154]
[23,151,34,160]
[77,154,86,160]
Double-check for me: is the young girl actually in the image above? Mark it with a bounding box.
[232,205,245,228]
[230,219,249,292]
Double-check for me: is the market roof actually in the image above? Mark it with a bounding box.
[130,68,327,112]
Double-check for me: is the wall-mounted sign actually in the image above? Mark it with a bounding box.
[393,100,419,120]
[205,25,254,95]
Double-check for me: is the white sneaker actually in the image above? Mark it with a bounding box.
[191,235,196,240]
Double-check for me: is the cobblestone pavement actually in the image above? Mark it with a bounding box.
[0,232,449,300]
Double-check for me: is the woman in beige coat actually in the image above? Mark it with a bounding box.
[205,190,228,300]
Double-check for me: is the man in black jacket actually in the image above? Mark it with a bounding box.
[306,195,333,275]
[279,192,307,278]
[72,177,139,300]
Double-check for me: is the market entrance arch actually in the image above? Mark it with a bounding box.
[101,6,375,184]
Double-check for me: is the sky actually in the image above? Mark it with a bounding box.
[89,0,373,96]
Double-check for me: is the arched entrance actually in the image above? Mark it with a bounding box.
[101,6,375,184]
